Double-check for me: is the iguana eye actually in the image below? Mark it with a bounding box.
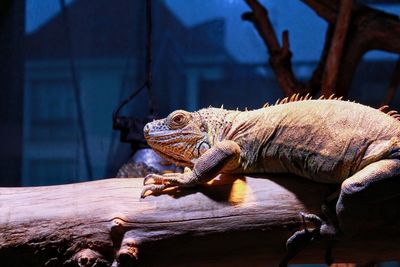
[173,114,184,124]
[167,110,189,129]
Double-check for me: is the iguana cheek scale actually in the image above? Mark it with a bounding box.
[141,95,400,265]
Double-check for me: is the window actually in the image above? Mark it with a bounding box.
[27,79,76,141]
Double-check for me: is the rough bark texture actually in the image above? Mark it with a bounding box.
[244,0,400,98]
[321,0,352,96]
[1,175,400,267]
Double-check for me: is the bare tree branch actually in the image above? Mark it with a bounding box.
[245,0,400,98]
[243,0,307,97]
[301,0,400,55]
[308,24,335,96]
[321,0,353,96]
[308,0,400,97]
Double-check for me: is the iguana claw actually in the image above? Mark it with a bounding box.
[141,173,174,198]
[143,173,166,185]
[141,169,193,198]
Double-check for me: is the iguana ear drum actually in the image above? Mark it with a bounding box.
[197,141,210,156]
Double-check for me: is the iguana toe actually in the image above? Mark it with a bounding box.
[140,184,168,198]
[141,172,193,198]
[299,211,323,226]
[144,172,192,187]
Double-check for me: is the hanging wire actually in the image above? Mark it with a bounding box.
[59,0,93,179]
[145,0,155,115]
[113,0,156,120]
[105,59,132,175]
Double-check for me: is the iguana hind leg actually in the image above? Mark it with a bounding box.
[284,159,400,266]
[337,158,400,233]
[288,159,400,263]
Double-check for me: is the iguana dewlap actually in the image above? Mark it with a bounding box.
[141,96,400,265]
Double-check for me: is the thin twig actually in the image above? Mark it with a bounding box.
[60,0,93,179]
[113,0,156,120]
[145,0,155,115]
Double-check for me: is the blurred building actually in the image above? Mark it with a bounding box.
[22,0,399,185]
[23,0,281,185]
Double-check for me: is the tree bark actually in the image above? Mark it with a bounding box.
[302,0,400,97]
[1,175,400,266]
[321,0,353,96]
[302,0,400,55]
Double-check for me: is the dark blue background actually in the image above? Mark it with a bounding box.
[1,0,399,188]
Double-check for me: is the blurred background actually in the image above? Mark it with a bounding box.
[0,0,399,187]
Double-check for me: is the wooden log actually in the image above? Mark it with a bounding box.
[0,174,399,267]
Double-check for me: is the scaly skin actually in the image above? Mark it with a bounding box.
[143,99,400,185]
[141,97,400,265]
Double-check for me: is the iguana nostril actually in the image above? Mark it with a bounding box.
[143,124,150,135]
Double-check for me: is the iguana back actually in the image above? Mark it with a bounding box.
[229,99,400,183]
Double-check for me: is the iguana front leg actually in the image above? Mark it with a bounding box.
[324,158,400,264]
[141,140,241,198]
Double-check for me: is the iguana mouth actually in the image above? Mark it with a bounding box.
[144,131,175,140]
[144,130,200,141]
[144,126,202,167]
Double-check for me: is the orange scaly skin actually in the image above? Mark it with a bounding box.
[141,96,400,265]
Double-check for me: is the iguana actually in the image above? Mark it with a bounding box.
[141,94,400,264]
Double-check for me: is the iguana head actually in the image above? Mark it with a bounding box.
[143,108,231,167]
